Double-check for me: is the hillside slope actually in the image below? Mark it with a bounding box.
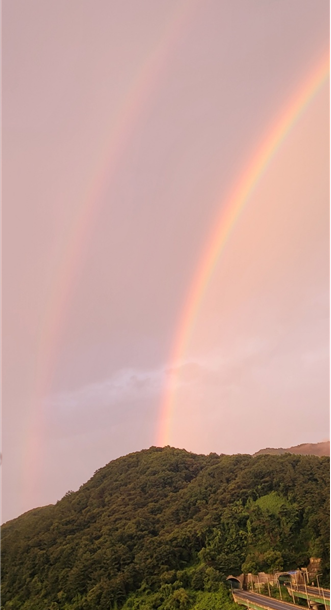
[1,447,330,610]
[253,441,330,457]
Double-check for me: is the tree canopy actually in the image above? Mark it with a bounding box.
[1,447,329,609]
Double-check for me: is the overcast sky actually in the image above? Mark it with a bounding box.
[3,0,329,523]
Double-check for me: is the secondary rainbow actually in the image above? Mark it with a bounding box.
[157,53,329,447]
[23,0,199,511]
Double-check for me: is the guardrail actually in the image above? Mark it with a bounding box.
[287,585,330,607]
[233,590,301,610]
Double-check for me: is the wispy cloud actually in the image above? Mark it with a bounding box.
[45,367,166,439]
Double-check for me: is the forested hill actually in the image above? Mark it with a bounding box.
[1,448,330,610]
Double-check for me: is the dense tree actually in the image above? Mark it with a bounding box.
[1,447,329,609]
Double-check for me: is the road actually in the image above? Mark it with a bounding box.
[291,586,330,600]
[233,590,301,610]
[287,584,330,605]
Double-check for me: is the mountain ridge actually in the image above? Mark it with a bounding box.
[253,440,329,457]
[2,446,329,609]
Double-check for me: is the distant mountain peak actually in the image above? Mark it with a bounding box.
[253,440,329,457]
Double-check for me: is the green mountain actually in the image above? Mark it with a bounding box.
[1,447,330,610]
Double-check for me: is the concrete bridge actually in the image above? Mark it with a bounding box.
[233,590,304,610]
[232,587,330,610]
[287,584,330,608]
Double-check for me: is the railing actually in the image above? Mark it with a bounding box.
[287,584,330,607]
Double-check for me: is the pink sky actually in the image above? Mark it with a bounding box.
[3,0,329,522]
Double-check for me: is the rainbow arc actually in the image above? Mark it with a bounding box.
[157,53,329,447]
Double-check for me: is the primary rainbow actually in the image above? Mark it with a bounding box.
[157,53,329,447]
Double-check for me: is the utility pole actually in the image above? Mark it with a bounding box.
[304,568,309,586]
[287,575,295,605]
[321,586,327,609]
[302,571,311,609]
[278,577,283,601]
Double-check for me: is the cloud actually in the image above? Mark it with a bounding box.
[45,367,166,439]
[165,361,208,383]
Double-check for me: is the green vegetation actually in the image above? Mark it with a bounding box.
[1,447,329,609]
[254,491,290,515]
